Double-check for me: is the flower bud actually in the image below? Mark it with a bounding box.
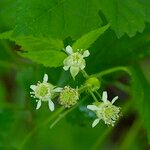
[59,86,79,108]
[85,77,100,91]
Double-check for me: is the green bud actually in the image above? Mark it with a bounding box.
[85,77,100,91]
[59,86,79,108]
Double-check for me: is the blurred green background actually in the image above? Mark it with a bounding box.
[0,0,150,150]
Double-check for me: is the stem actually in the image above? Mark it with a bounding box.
[81,70,89,79]
[50,96,87,128]
[92,66,131,78]
[88,89,98,102]
[120,119,142,150]
[92,127,113,150]
[78,85,87,93]
[94,90,102,99]
[18,107,64,150]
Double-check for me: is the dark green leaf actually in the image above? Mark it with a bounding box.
[99,0,146,37]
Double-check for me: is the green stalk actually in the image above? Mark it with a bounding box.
[88,89,98,102]
[81,69,89,79]
[119,119,142,150]
[92,66,131,77]
[18,107,64,150]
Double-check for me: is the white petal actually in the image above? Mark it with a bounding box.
[36,100,42,110]
[87,105,98,111]
[111,96,118,104]
[53,87,63,92]
[66,45,73,55]
[92,119,100,128]
[102,91,108,102]
[70,66,80,79]
[63,65,70,71]
[30,85,37,91]
[80,61,86,70]
[48,99,55,111]
[83,50,90,57]
[43,74,48,82]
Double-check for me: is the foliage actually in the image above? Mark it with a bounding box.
[0,0,150,149]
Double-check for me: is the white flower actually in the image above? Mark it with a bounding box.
[63,45,90,79]
[87,91,120,127]
[30,74,62,111]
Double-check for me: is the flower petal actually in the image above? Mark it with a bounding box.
[48,99,55,111]
[53,87,63,92]
[102,91,108,102]
[111,96,118,104]
[66,45,73,55]
[43,74,48,82]
[30,85,37,91]
[80,60,86,70]
[87,105,99,111]
[83,50,90,57]
[70,66,79,79]
[63,65,70,71]
[92,119,100,128]
[36,100,42,110]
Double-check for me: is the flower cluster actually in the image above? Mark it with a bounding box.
[30,45,121,128]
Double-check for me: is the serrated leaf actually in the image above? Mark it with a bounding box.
[87,26,150,73]
[20,50,66,67]
[99,0,146,37]
[130,65,150,143]
[72,24,110,50]
[0,30,13,39]
[138,0,150,23]
[0,31,66,67]
[13,0,102,39]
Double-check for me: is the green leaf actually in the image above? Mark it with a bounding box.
[130,65,150,143]
[0,31,66,67]
[138,0,150,23]
[0,0,16,31]
[20,50,66,67]
[87,26,150,73]
[72,24,110,50]
[13,0,102,39]
[99,0,146,37]
[0,30,13,40]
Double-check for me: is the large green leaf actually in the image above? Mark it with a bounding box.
[1,0,150,39]
[138,0,150,23]
[0,31,66,67]
[87,26,150,73]
[20,50,66,67]
[13,0,102,39]
[130,65,150,143]
[0,0,16,31]
[99,0,146,37]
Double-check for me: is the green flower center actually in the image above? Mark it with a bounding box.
[35,83,50,98]
[72,53,82,62]
[96,103,120,126]
[60,87,79,108]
